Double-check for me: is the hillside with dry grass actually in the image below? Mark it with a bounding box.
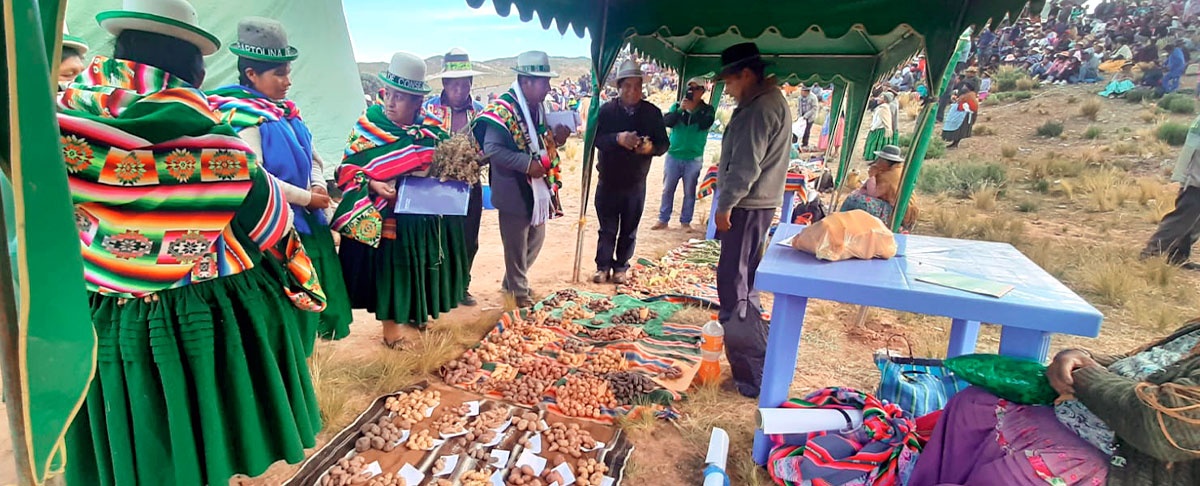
[356,56,592,97]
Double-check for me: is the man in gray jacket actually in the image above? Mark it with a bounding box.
[1142,115,1200,270]
[797,84,819,148]
[714,42,793,398]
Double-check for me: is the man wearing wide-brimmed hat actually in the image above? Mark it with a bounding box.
[473,51,569,307]
[58,1,324,484]
[590,59,669,284]
[425,48,486,307]
[713,42,791,398]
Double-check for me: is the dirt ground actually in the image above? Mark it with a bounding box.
[4,77,1200,485]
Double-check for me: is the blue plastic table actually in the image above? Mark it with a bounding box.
[751,224,1104,465]
[704,187,796,239]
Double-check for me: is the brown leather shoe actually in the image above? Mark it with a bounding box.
[592,270,609,283]
[651,222,668,230]
[611,270,628,284]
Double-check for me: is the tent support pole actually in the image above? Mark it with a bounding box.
[0,198,33,486]
[571,0,611,283]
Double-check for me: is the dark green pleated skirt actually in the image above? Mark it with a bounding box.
[375,215,468,327]
[298,212,353,342]
[863,128,896,161]
[65,264,321,486]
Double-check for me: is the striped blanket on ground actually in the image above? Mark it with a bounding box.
[768,387,922,486]
[446,293,699,424]
[58,56,291,296]
[696,165,816,201]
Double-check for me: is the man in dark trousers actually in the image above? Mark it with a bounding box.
[1142,115,1200,270]
[592,60,669,284]
[714,42,792,398]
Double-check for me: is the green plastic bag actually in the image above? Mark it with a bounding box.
[944,354,1058,405]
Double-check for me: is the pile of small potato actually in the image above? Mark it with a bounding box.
[582,349,627,374]
[512,411,546,433]
[587,324,645,342]
[560,338,587,354]
[365,472,407,486]
[355,417,403,453]
[611,307,657,325]
[386,389,440,429]
[518,357,570,382]
[575,458,610,486]
[542,290,580,308]
[491,362,518,382]
[440,350,482,385]
[604,371,659,404]
[459,469,494,486]
[561,304,594,321]
[430,132,482,185]
[544,422,599,458]
[406,429,435,450]
[465,407,510,443]
[506,465,543,486]
[556,352,586,367]
[477,340,518,365]
[491,375,552,405]
[467,446,507,468]
[320,456,371,486]
[514,326,557,353]
[431,403,472,436]
[586,298,616,313]
[555,374,617,419]
[661,365,684,380]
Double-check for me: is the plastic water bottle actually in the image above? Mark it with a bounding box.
[696,314,724,385]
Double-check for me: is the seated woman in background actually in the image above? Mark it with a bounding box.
[1099,61,1137,98]
[838,144,917,228]
[910,319,1200,486]
[941,88,977,148]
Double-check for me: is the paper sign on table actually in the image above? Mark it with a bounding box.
[490,468,506,486]
[398,464,425,485]
[362,461,383,478]
[393,429,410,446]
[549,462,576,486]
[481,427,507,447]
[915,272,1014,298]
[489,449,511,469]
[464,401,481,416]
[584,441,606,452]
[515,450,548,475]
[525,433,542,454]
[433,454,459,476]
[601,476,615,486]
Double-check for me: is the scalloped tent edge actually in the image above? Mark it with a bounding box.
[466,0,1041,282]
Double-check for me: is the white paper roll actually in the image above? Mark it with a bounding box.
[757,408,864,435]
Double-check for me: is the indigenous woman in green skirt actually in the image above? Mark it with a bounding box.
[862,92,897,160]
[57,2,319,484]
[209,17,354,349]
[332,52,469,347]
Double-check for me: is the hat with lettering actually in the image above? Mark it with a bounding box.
[379,51,431,95]
[433,48,484,79]
[96,0,220,56]
[512,51,559,78]
[229,17,298,62]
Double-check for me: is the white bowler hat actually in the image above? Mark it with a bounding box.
[62,25,88,55]
[379,51,431,95]
[96,0,220,56]
[433,48,484,79]
[610,59,646,86]
[512,50,558,78]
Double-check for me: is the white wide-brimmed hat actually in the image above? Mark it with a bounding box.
[62,25,88,55]
[433,48,484,79]
[96,0,220,56]
[379,51,431,95]
[230,17,298,62]
[610,59,645,86]
[512,50,558,78]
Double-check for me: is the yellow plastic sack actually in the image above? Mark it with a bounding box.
[791,210,897,261]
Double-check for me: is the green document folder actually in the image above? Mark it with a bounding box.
[915,272,1014,298]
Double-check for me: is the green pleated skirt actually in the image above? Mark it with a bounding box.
[863,128,896,161]
[374,215,469,327]
[65,264,322,486]
[298,212,353,342]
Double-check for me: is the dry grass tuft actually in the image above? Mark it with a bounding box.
[1078,146,1106,166]
[1079,99,1102,120]
[1141,256,1179,287]
[1017,238,1072,279]
[1109,141,1138,155]
[1015,77,1037,91]
[1001,144,1019,158]
[1139,109,1161,124]
[1078,248,1147,307]
[1025,151,1086,179]
[972,185,999,211]
[973,125,996,136]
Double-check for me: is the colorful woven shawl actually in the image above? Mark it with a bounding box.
[330,104,448,246]
[58,57,288,296]
[472,87,563,191]
[768,387,922,486]
[208,85,325,234]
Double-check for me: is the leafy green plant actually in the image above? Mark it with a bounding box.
[1125,88,1154,103]
[1156,122,1189,146]
[1168,96,1196,114]
[1036,120,1064,138]
[1083,126,1102,139]
[916,160,1008,197]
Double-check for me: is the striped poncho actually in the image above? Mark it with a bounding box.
[330,104,449,247]
[473,87,564,194]
[58,57,291,296]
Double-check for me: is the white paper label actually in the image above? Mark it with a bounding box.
[398,463,425,485]
[490,468,506,486]
[584,441,606,452]
[439,428,469,440]
[515,450,548,475]
[551,462,576,485]
[394,429,410,446]
[489,449,511,468]
[601,476,615,486]
[464,401,481,416]
[433,454,459,476]
[526,433,543,454]
[481,427,506,447]
[425,405,437,417]
[362,461,383,478]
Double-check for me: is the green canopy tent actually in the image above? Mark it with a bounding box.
[464,0,1041,282]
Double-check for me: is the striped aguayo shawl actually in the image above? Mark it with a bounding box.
[472,87,563,192]
[330,104,449,247]
[58,57,291,296]
[768,387,922,486]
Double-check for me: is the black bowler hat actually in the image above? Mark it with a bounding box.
[719,42,770,77]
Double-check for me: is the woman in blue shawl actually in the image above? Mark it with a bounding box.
[208,17,354,350]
